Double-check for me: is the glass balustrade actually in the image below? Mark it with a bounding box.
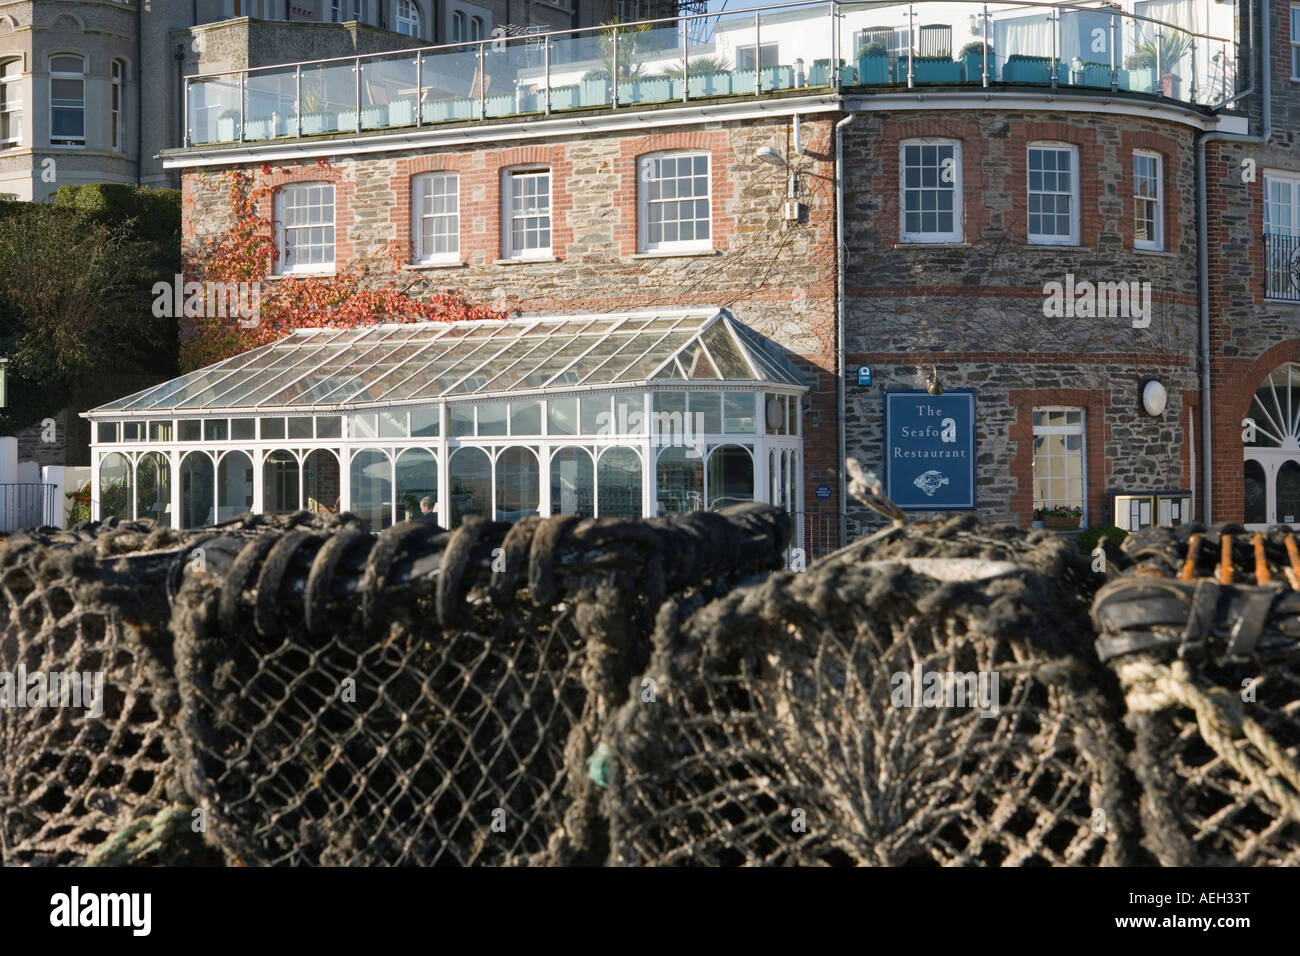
[185,0,1241,147]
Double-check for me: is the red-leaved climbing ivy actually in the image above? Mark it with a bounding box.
[180,164,504,370]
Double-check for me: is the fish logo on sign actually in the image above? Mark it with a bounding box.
[913,470,949,497]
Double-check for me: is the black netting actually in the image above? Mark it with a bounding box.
[2,503,1299,866]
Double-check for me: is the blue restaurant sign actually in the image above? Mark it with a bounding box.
[883,390,976,510]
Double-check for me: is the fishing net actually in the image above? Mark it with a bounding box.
[603,514,1139,866]
[4,489,1300,867]
[0,519,201,866]
[165,505,788,866]
[1093,522,1300,866]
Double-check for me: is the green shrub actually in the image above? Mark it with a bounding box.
[1077,524,1127,553]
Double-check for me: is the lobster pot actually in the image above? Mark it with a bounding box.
[1094,523,1300,865]
[166,515,599,866]
[0,522,195,866]
[605,515,1135,866]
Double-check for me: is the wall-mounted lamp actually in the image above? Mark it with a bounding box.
[925,365,944,396]
[1141,379,1167,416]
[754,147,808,224]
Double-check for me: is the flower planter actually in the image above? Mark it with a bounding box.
[961,52,991,83]
[1041,515,1082,531]
[579,78,609,107]
[360,103,389,129]
[857,54,891,84]
[387,98,415,126]
[1160,72,1180,98]
[686,71,729,98]
[912,58,962,83]
[1120,67,1155,93]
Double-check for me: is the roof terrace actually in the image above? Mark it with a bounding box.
[182,0,1242,149]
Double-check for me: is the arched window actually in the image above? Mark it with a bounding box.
[111,59,125,152]
[449,446,490,527]
[263,450,301,515]
[1280,461,1300,525]
[396,0,422,37]
[0,58,22,148]
[49,55,84,146]
[496,446,539,520]
[452,10,467,42]
[597,446,641,518]
[706,444,754,511]
[470,16,484,41]
[180,452,214,528]
[99,453,132,520]
[1244,459,1267,525]
[396,447,437,522]
[655,446,702,515]
[217,451,253,521]
[135,452,171,527]
[550,447,594,517]
[304,449,340,515]
[350,448,393,531]
[1244,363,1300,526]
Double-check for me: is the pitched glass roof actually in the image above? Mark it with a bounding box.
[91,308,806,414]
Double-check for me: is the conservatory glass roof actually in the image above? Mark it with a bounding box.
[91,308,805,415]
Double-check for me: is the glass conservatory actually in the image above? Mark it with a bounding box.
[84,308,807,532]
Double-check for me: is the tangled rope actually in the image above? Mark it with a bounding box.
[1117,657,1300,825]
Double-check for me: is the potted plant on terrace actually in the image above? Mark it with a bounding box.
[1124,31,1192,98]
[959,40,993,82]
[1034,505,1084,531]
[857,41,891,84]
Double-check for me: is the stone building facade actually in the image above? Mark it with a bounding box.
[0,0,644,200]
[151,0,1295,543]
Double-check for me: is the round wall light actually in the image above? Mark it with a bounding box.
[1142,379,1168,417]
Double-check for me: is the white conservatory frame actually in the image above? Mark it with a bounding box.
[84,307,807,532]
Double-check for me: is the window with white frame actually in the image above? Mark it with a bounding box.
[639,152,711,253]
[502,168,552,259]
[274,183,336,275]
[0,59,20,148]
[49,55,84,147]
[1032,407,1085,515]
[1265,170,1300,236]
[330,0,363,22]
[471,16,485,41]
[1027,143,1079,245]
[231,0,276,16]
[111,60,125,152]
[1133,150,1163,251]
[396,0,422,37]
[899,139,962,242]
[452,11,467,41]
[413,171,459,263]
[1292,6,1299,81]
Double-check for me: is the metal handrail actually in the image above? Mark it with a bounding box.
[184,0,1236,81]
